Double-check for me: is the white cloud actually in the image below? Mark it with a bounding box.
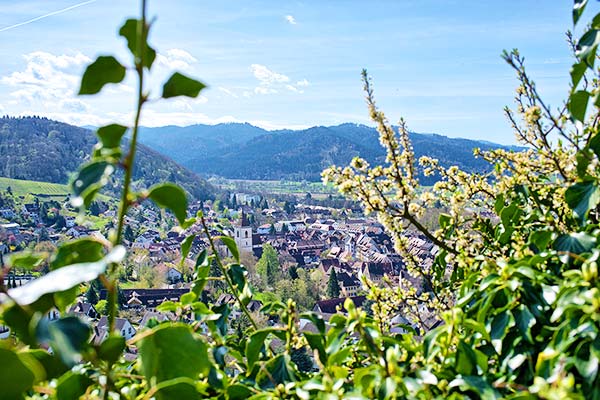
[285,15,297,25]
[1,51,89,89]
[285,84,302,93]
[156,48,197,71]
[1,51,94,111]
[251,64,289,85]
[250,64,307,95]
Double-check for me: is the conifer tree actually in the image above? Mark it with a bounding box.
[326,268,341,298]
[85,285,99,304]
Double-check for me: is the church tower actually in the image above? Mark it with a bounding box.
[234,210,253,253]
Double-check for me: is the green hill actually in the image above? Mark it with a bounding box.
[0,117,214,201]
[138,122,521,184]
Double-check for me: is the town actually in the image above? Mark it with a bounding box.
[0,186,439,347]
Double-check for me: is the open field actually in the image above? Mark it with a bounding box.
[0,177,70,199]
[210,178,340,199]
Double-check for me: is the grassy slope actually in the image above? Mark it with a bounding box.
[0,177,70,198]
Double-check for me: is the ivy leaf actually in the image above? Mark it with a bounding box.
[565,180,600,223]
[138,324,210,400]
[79,56,126,95]
[8,246,125,306]
[553,232,596,263]
[119,18,156,69]
[0,348,36,399]
[568,90,590,122]
[162,72,206,98]
[147,183,188,226]
[96,124,128,149]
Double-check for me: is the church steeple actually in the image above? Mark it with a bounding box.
[234,209,253,253]
[240,210,250,227]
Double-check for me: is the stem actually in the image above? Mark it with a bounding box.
[103,2,147,399]
[199,215,258,330]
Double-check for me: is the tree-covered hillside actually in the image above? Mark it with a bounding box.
[0,116,213,200]
[154,122,520,183]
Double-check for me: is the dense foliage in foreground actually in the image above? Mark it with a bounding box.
[1,1,600,399]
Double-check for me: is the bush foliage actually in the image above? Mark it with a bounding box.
[1,1,600,399]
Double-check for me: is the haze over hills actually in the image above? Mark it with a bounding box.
[139,122,519,183]
[0,117,213,200]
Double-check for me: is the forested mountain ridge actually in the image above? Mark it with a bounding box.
[0,116,213,200]
[139,122,520,183]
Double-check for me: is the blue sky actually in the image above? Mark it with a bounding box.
[0,1,590,144]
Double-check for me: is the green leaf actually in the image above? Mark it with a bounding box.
[26,350,69,380]
[36,316,91,367]
[219,235,239,262]
[138,324,210,400]
[571,61,588,89]
[98,334,125,364]
[227,264,252,305]
[439,213,452,230]
[191,250,211,297]
[257,354,295,388]
[70,161,115,208]
[456,340,477,375]
[7,252,46,270]
[0,348,36,400]
[529,230,553,252]
[246,328,273,369]
[147,183,188,225]
[227,384,253,400]
[576,29,600,64]
[304,332,326,365]
[162,72,206,99]
[8,246,125,306]
[553,232,597,263]
[513,305,536,344]
[565,180,600,223]
[573,0,589,25]
[52,238,105,270]
[119,19,156,69]
[96,124,127,149]
[568,90,590,122]
[180,234,196,267]
[79,56,126,95]
[463,319,491,342]
[55,372,94,400]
